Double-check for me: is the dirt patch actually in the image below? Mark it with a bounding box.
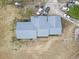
[0,5,17,50]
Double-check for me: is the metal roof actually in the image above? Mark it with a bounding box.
[31,16,49,29]
[48,16,62,35]
[16,16,62,39]
[31,16,49,37]
[16,22,36,30]
[16,22,37,39]
[48,16,62,28]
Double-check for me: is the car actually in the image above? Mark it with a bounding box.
[43,7,50,15]
[64,14,67,17]
[36,8,44,15]
[61,6,70,11]
[75,1,79,5]
[64,14,70,18]
[66,2,74,7]
[44,7,50,13]
[15,2,21,6]
[62,7,67,10]
[15,2,24,8]
[67,15,70,18]
[36,6,50,15]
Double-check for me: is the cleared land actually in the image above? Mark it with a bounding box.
[0,4,79,59]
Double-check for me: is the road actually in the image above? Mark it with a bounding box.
[45,0,79,26]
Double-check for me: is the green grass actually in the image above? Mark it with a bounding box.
[26,8,34,18]
[0,0,10,7]
[0,0,8,4]
[18,8,34,19]
[68,5,79,20]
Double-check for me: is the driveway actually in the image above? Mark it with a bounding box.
[45,0,65,16]
[45,0,79,26]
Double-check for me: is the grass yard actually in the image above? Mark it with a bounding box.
[68,5,79,20]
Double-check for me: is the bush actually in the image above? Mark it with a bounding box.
[68,5,79,20]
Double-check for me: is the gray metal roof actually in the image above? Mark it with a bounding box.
[48,16,62,35]
[31,16,49,29]
[31,16,49,37]
[48,16,62,28]
[16,16,62,39]
[16,22,36,30]
[16,22,37,39]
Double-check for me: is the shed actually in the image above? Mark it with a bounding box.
[48,16,62,35]
[31,16,49,37]
[16,22,37,39]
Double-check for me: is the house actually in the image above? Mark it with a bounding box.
[16,16,62,39]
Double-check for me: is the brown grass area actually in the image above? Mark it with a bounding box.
[0,5,17,50]
[0,5,79,59]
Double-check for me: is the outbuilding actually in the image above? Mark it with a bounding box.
[16,16,62,39]
[48,16,62,35]
[31,16,49,37]
[16,22,37,39]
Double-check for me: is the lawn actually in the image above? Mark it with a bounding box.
[68,5,79,20]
